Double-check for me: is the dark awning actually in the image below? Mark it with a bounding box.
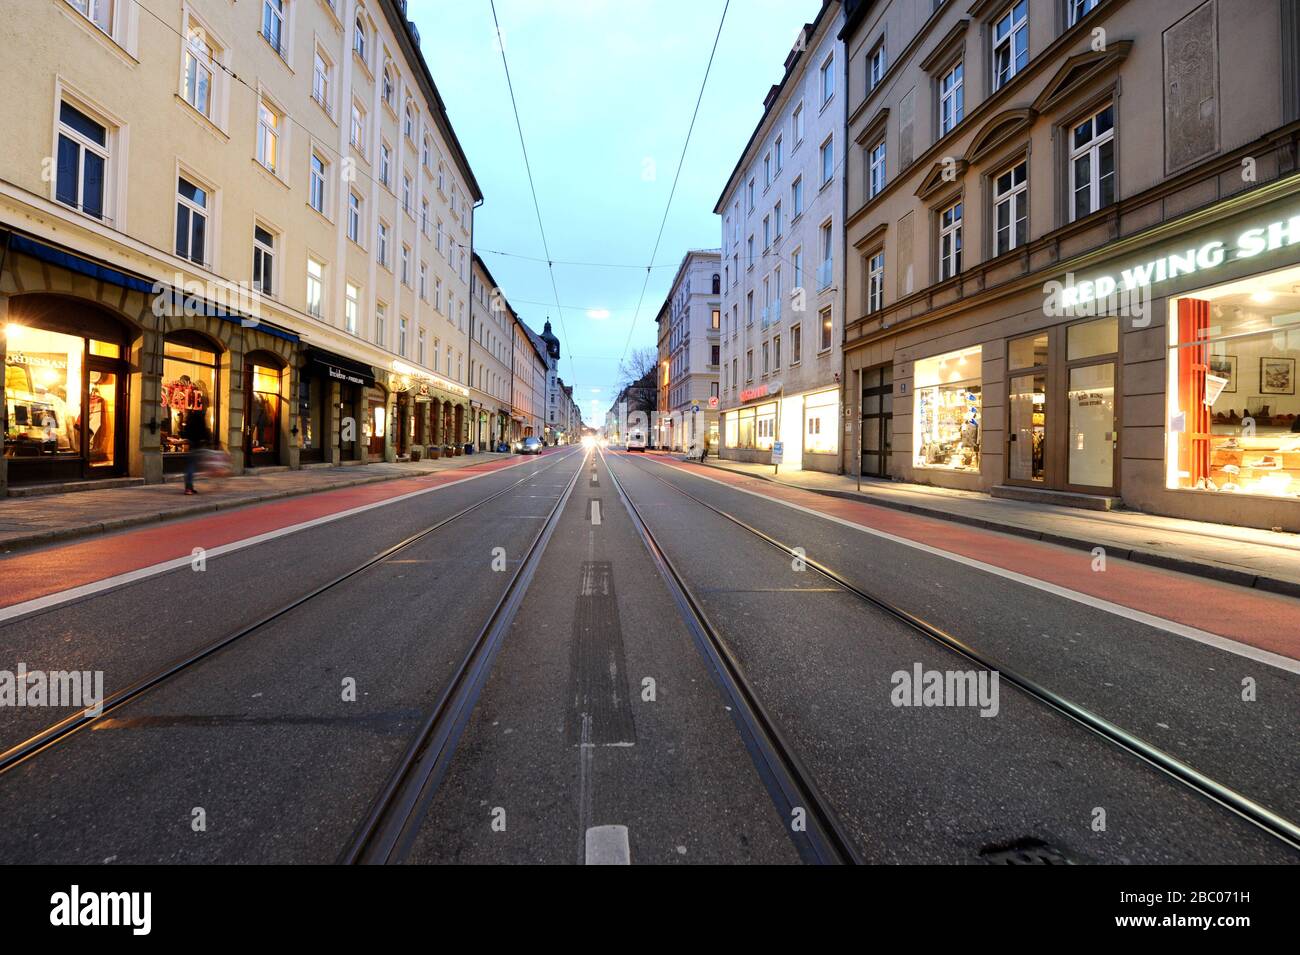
[304,347,375,387]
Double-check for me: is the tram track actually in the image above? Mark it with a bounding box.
[0,447,584,779]
[606,449,1300,858]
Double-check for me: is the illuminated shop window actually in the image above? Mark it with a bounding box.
[914,345,982,472]
[1168,265,1300,498]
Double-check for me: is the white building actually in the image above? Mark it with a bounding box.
[659,250,722,452]
[715,0,845,474]
[469,253,514,449]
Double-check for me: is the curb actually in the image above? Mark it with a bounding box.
[0,467,469,556]
[697,460,1300,601]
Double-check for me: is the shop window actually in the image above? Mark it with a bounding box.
[161,337,219,459]
[914,345,982,472]
[1168,265,1300,498]
[804,389,839,455]
[5,326,84,460]
[756,403,777,450]
[247,360,282,464]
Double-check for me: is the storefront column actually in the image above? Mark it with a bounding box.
[285,362,300,470]
[224,348,246,475]
[134,322,163,484]
[326,379,342,466]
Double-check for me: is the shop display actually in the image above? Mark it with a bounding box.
[914,346,982,473]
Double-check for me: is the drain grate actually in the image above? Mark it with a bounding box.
[979,837,1075,865]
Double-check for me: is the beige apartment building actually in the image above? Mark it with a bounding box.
[510,314,546,445]
[842,0,1300,531]
[1,0,480,492]
[656,249,722,452]
[716,0,846,475]
[469,253,514,450]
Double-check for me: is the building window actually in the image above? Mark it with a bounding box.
[402,174,412,215]
[350,103,365,154]
[868,42,886,91]
[376,221,389,267]
[382,67,394,107]
[792,100,804,144]
[261,0,285,56]
[404,102,415,140]
[55,102,109,220]
[306,258,324,317]
[762,341,770,376]
[421,198,430,236]
[347,191,361,244]
[252,225,274,295]
[422,135,433,169]
[914,345,982,472]
[309,152,327,213]
[992,1,1028,91]
[939,61,964,135]
[819,306,833,352]
[869,140,886,198]
[312,51,331,112]
[711,344,720,366]
[804,389,839,454]
[345,282,359,335]
[820,53,834,106]
[774,201,783,239]
[820,137,834,186]
[939,200,963,280]
[791,176,803,219]
[256,98,280,173]
[747,236,754,268]
[353,14,367,62]
[398,316,407,357]
[175,176,209,266]
[818,221,833,290]
[1068,0,1101,26]
[67,0,113,35]
[867,250,884,313]
[791,322,802,364]
[763,152,771,188]
[773,334,781,369]
[419,262,428,299]
[376,302,386,346]
[747,178,755,212]
[401,245,411,286]
[417,327,425,366]
[774,135,783,173]
[182,28,215,117]
[711,308,720,329]
[993,160,1028,255]
[1069,104,1115,221]
[746,349,753,381]
[763,215,771,250]
[378,142,391,186]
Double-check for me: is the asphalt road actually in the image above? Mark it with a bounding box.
[0,443,1295,864]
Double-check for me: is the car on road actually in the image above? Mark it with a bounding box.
[627,428,647,451]
[520,436,543,455]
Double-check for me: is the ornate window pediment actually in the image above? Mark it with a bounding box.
[963,107,1036,164]
[914,158,968,199]
[1032,41,1133,114]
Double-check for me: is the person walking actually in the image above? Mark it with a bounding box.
[182,411,210,495]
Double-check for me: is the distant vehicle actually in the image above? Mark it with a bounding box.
[520,436,543,455]
[627,428,647,452]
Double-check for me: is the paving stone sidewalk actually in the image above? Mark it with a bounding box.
[682,455,1300,597]
[0,452,516,554]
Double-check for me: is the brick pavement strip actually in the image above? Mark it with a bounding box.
[0,453,516,554]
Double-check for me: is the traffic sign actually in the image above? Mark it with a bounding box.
[771,441,784,464]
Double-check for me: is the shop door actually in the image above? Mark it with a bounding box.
[860,364,893,478]
[368,399,386,458]
[85,361,125,477]
[244,361,283,467]
[1005,319,1118,494]
[395,393,409,456]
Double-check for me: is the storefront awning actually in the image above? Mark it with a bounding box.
[304,347,375,387]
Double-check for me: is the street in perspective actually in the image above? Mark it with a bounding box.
[0,0,1297,927]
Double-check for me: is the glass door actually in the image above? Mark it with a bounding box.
[1067,361,1117,491]
[860,364,893,478]
[85,365,122,473]
[1006,332,1049,486]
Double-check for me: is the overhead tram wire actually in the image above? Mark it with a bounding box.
[617,0,730,373]
[489,0,577,386]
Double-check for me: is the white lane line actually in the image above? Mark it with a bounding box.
[0,450,580,625]
[590,500,602,525]
[651,461,1300,675]
[584,825,631,865]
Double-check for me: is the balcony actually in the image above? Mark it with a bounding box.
[817,259,833,290]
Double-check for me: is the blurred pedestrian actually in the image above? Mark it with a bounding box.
[182,412,210,495]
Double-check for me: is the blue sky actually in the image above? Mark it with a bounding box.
[413,0,823,425]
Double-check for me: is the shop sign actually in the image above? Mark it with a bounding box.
[740,380,781,404]
[326,365,367,386]
[771,441,784,464]
[1055,213,1300,311]
[162,378,206,411]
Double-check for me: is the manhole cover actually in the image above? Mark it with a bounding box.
[979,837,1075,865]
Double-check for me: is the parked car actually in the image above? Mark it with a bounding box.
[520,436,543,455]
